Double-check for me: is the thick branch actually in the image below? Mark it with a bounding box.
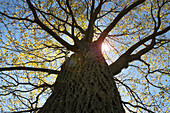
[86,0,103,42]
[12,107,41,113]
[93,0,104,20]
[97,0,145,44]
[66,0,78,43]
[124,26,170,56]
[129,37,156,62]
[0,67,60,74]
[109,26,170,75]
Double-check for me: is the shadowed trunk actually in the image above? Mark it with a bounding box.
[38,42,125,113]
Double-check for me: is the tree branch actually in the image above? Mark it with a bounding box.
[114,77,144,106]
[122,26,170,56]
[96,0,145,44]
[97,8,120,19]
[85,0,104,42]
[35,8,85,34]
[57,0,69,14]
[0,12,34,23]
[109,26,170,75]
[0,67,60,74]
[26,0,77,51]
[37,10,76,40]
[122,101,154,113]
[12,107,41,113]
[66,0,79,43]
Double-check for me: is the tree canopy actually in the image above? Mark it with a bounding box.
[0,0,169,112]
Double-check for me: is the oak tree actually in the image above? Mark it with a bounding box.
[0,0,169,112]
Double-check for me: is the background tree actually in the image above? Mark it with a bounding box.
[0,0,169,112]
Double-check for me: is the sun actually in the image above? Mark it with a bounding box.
[102,42,110,52]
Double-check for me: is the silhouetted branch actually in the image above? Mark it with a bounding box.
[122,101,154,113]
[97,0,145,44]
[0,66,60,74]
[26,0,77,51]
[86,0,104,42]
[12,107,41,113]
[0,12,34,22]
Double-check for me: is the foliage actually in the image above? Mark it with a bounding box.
[0,0,169,112]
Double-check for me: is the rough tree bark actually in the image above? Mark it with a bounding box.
[38,42,125,113]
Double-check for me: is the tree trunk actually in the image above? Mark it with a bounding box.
[38,43,125,113]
